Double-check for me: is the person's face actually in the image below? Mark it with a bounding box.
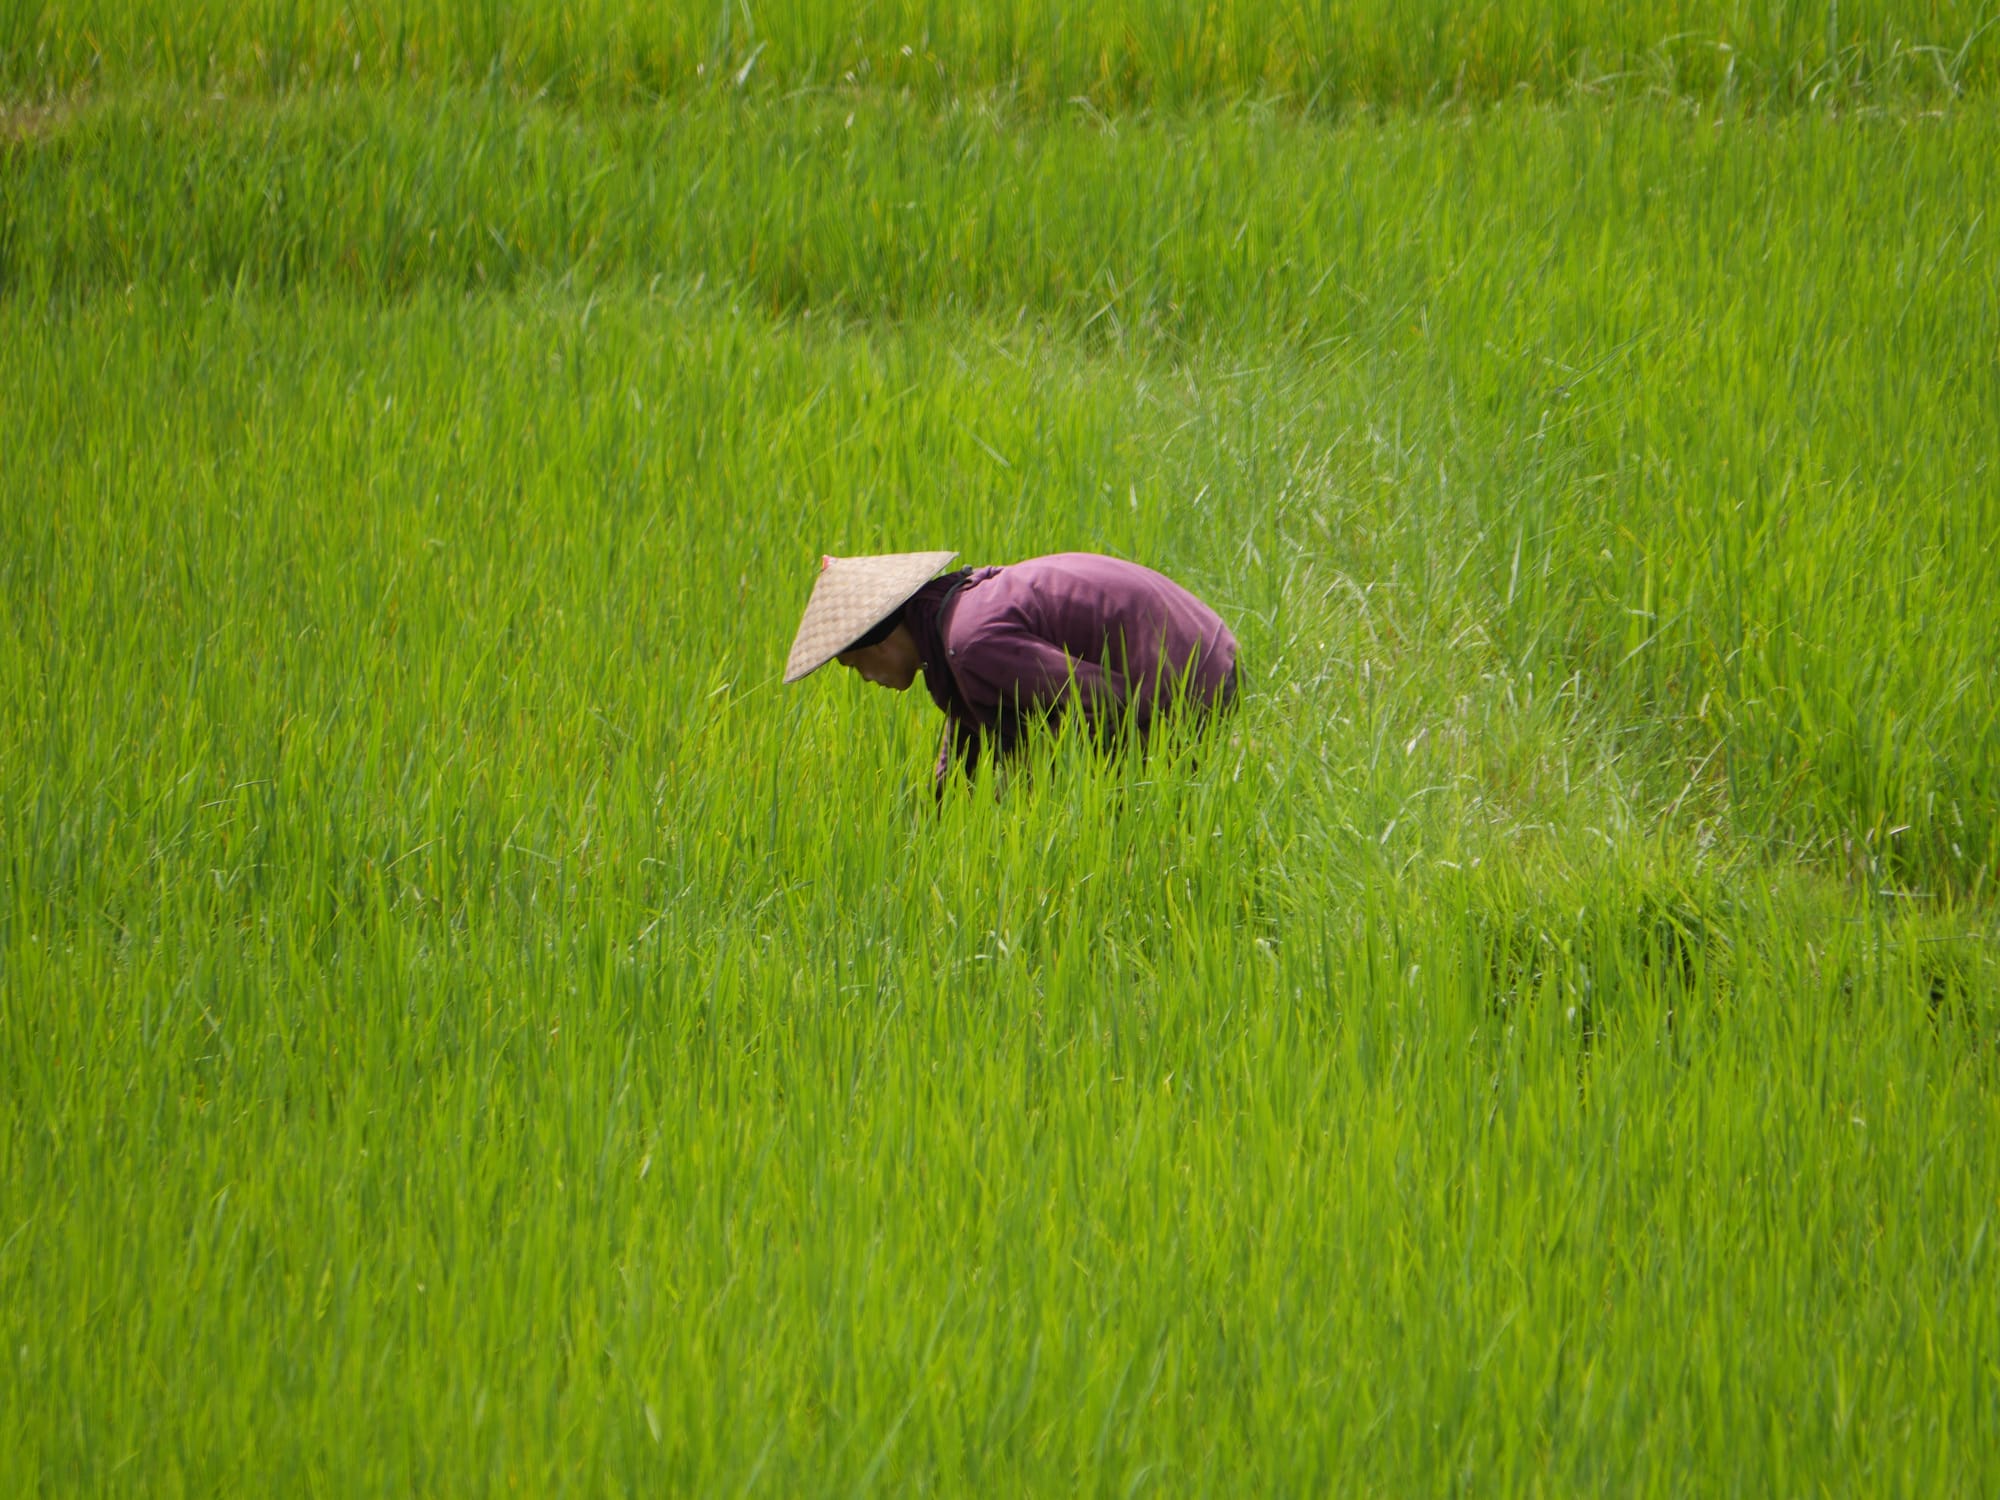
[836,623,921,691]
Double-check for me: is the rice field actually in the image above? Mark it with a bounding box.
[4,5,1998,1493]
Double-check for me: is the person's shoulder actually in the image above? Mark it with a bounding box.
[943,562,1059,654]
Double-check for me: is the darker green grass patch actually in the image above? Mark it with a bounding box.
[4,0,1995,111]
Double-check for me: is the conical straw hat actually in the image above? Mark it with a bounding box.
[783,550,959,683]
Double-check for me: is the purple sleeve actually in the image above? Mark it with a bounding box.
[938,555,1237,771]
[949,621,1117,733]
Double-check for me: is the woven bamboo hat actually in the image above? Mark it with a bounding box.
[783,550,959,683]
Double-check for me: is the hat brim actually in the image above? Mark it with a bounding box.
[783,550,959,683]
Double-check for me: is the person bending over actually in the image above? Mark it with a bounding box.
[784,550,1239,793]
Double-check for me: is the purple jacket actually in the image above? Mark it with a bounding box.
[913,553,1238,776]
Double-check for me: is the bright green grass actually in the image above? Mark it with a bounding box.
[4,74,1999,1500]
[5,284,1997,1493]
[3,0,1996,107]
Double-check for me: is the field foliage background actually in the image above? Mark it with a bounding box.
[3,2,1998,1493]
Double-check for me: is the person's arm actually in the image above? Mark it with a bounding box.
[950,623,1118,752]
[933,714,983,801]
